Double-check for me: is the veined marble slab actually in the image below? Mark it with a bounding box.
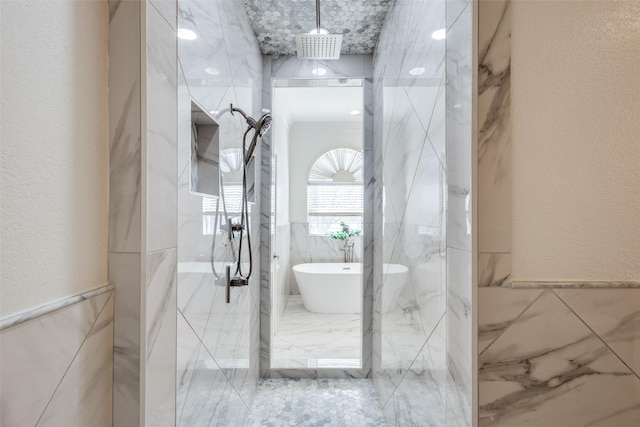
[479,290,640,426]
[1,290,112,427]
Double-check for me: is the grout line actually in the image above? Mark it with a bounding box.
[552,290,640,382]
[34,293,113,426]
[381,311,446,410]
[477,289,546,358]
[176,311,204,425]
[446,1,471,33]
[178,307,252,410]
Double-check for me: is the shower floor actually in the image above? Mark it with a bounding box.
[246,378,387,426]
[271,296,361,369]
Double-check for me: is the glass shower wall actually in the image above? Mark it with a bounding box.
[372,0,473,425]
[175,0,262,425]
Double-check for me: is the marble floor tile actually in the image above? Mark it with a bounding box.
[246,378,387,427]
[271,297,361,369]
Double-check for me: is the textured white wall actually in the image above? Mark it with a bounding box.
[288,123,363,223]
[1,0,109,317]
[511,0,640,281]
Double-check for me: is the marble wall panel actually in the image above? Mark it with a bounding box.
[555,289,640,378]
[479,291,640,426]
[38,295,114,427]
[150,1,176,27]
[110,253,142,427]
[109,0,142,255]
[177,312,248,427]
[477,0,511,254]
[0,290,113,427]
[373,0,450,424]
[146,249,178,427]
[147,2,178,252]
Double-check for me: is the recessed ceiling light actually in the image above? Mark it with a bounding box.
[209,110,219,115]
[311,67,327,76]
[204,67,220,76]
[308,27,330,35]
[178,28,197,40]
[350,109,362,116]
[409,67,426,76]
[431,28,446,40]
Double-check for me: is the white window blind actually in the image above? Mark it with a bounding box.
[307,183,363,216]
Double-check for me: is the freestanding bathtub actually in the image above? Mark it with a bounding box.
[292,263,408,314]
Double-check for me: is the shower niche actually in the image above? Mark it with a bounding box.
[190,100,220,197]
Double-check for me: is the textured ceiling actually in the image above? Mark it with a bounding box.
[242,0,392,56]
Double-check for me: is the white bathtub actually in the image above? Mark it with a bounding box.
[292,263,408,314]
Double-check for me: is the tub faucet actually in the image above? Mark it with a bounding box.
[340,237,355,263]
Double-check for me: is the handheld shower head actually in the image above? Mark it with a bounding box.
[230,104,272,163]
[256,113,272,137]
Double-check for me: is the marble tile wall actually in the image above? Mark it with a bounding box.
[0,289,114,427]
[146,2,178,425]
[261,55,374,378]
[372,0,452,424]
[108,0,144,424]
[109,0,178,424]
[176,0,263,424]
[476,1,640,425]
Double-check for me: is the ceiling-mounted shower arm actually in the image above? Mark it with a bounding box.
[316,0,321,34]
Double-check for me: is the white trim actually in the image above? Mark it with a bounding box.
[0,283,113,331]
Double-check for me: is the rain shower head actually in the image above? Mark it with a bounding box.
[295,33,343,60]
[295,0,343,60]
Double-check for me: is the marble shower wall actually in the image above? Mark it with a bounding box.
[372,0,451,424]
[477,1,640,425]
[109,0,178,425]
[0,288,114,427]
[176,0,263,424]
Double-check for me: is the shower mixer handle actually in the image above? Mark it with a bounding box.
[225,264,249,303]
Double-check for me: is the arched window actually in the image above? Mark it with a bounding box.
[307,148,363,235]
